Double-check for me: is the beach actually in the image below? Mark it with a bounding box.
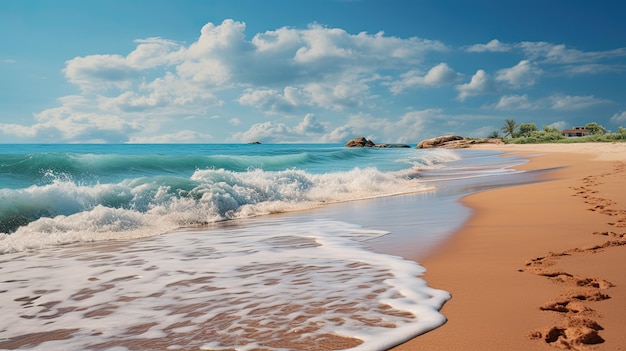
[392,143,626,351]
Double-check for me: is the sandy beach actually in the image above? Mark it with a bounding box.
[392,142,626,351]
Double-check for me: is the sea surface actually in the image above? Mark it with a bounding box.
[0,144,533,350]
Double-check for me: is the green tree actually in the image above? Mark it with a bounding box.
[542,125,561,134]
[488,131,500,138]
[501,119,517,138]
[584,122,606,135]
[517,123,538,137]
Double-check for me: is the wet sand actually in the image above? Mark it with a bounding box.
[391,143,626,351]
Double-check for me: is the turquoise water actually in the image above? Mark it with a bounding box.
[0,144,466,239]
[0,143,529,350]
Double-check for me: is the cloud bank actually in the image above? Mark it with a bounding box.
[1,22,624,143]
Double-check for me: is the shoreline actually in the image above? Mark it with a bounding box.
[391,143,626,350]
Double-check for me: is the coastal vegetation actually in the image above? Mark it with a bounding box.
[492,120,626,144]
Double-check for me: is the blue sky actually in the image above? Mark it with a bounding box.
[1,0,625,143]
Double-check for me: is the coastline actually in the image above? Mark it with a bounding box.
[392,142,626,350]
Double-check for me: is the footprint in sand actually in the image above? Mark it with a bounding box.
[527,161,626,350]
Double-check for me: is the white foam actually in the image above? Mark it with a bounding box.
[0,218,449,351]
[1,167,433,254]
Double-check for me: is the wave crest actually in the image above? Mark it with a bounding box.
[0,166,431,253]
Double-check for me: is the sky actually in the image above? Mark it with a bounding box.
[1,0,625,144]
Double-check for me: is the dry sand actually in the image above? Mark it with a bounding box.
[391,142,626,351]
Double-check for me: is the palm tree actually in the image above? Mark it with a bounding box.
[501,119,517,138]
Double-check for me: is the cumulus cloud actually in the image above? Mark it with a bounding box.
[325,109,445,144]
[228,109,447,144]
[73,19,447,95]
[495,60,543,88]
[466,39,511,53]
[0,95,142,143]
[390,63,462,93]
[494,94,535,110]
[65,38,181,91]
[610,111,626,124]
[548,121,569,131]
[4,18,623,144]
[238,87,306,114]
[238,72,375,113]
[229,114,329,143]
[3,19,454,143]
[493,94,611,111]
[549,95,611,110]
[455,70,494,101]
[295,113,326,134]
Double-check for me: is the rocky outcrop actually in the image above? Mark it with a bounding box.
[416,135,464,148]
[344,137,376,147]
[416,136,504,149]
[373,144,411,148]
[345,136,503,149]
[344,137,411,148]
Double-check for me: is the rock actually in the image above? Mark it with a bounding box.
[373,144,411,148]
[416,136,504,149]
[416,135,464,148]
[345,137,376,147]
[248,141,261,144]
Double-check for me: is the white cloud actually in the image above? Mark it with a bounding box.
[563,63,626,75]
[229,114,329,143]
[548,121,569,131]
[292,24,447,66]
[495,60,542,88]
[21,19,453,143]
[471,125,500,138]
[228,109,446,144]
[99,20,446,91]
[100,72,222,114]
[519,41,626,64]
[455,70,494,101]
[549,95,611,110]
[64,38,181,92]
[0,95,142,143]
[611,111,626,124]
[238,87,305,114]
[295,114,326,134]
[238,72,375,114]
[326,109,444,144]
[493,94,611,111]
[390,63,461,93]
[64,54,137,91]
[304,76,370,111]
[494,94,535,110]
[466,39,511,53]
[5,19,623,144]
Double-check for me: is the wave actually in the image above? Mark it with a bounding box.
[0,166,433,253]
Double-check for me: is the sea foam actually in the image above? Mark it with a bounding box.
[0,218,449,351]
[0,166,432,253]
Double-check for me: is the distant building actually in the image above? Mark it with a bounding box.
[562,126,591,137]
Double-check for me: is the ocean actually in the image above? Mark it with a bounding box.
[0,143,533,350]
